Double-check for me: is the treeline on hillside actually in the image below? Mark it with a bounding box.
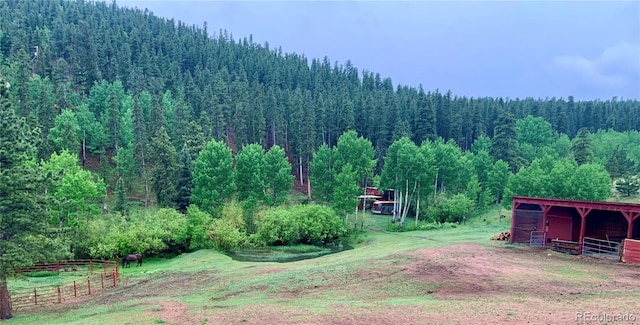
[1,0,639,181]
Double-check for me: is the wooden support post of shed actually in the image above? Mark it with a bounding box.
[541,205,551,246]
[509,200,518,244]
[577,207,591,254]
[622,211,640,239]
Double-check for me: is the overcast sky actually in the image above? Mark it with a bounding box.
[116,1,640,101]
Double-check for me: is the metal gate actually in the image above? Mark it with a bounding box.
[582,237,621,261]
[530,231,546,247]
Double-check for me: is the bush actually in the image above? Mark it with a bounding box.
[428,194,474,223]
[185,205,213,251]
[25,271,60,277]
[89,208,188,258]
[386,220,459,232]
[256,204,347,247]
[208,219,247,252]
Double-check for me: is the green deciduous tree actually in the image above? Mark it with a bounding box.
[191,139,236,215]
[331,163,361,224]
[471,134,492,154]
[264,145,293,206]
[310,143,334,202]
[235,143,267,202]
[516,115,554,164]
[42,150,106,231]
[503,156,610,207]
[380,137,435,225]
[333,130,377,189]
[487,159,511,204]
[185,205,213,251]
[48,108,80,154]
[569,163,611,201]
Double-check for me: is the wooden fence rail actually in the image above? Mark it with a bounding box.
[10,259,120,312]
[16,259,118,275]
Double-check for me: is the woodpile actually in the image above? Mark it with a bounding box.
[492,231,511,241]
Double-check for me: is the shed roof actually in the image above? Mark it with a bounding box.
[512,196,640,213]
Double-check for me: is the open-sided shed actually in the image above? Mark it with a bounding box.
[509,196,640,261]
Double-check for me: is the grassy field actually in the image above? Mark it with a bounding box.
[6,208,640,325]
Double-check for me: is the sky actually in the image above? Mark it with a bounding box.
[116,1,640,101]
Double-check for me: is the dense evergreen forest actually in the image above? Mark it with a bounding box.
[1,0,639,264]
[1,0,639,170]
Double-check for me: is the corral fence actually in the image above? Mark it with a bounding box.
[581,237,621,261]
[10,259,120,312]
[529,231,546,247]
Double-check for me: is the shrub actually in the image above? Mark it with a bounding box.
[428,194,474,223]
[25,271,60,277]
[185,205,213,251]
[218,200,247,231]
[208,219,247,252]
[386,220,459,232]
[89,209,188,258]
[256,204,347,247]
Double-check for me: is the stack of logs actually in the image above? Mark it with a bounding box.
[492,231,511,241]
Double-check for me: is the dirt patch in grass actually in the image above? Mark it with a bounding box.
[210,285,269,301]
[257,267,285,275]
[400,243,640,298]
[144,301,190,325]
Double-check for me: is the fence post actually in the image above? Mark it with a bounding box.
[101,274,104,289]
[57,286,61,304]
[33,288,37,306]
[112,269,116,287]
[88,278,91,295]
[73,281,77,297]
[114,255,119,280]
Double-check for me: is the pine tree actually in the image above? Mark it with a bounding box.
[150,126,179,208]
[0,79,69,319]
[176,144,193,213]
[615,175,640,197]
[605,145,635,182]
[491,111,520,172]
[571,127,592,165]
[114,176,128,216]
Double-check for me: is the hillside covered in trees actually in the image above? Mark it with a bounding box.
[1,0,639,265]
[2,0,639,167]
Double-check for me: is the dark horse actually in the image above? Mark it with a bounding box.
[122,253,143,268]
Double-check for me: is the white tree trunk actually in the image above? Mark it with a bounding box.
[415,186,420,227]
[393,176,398,222]
[434,170,438,200]
[299,156,304,185]
[361,185,366,231]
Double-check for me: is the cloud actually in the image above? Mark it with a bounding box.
[552,42,640,87]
